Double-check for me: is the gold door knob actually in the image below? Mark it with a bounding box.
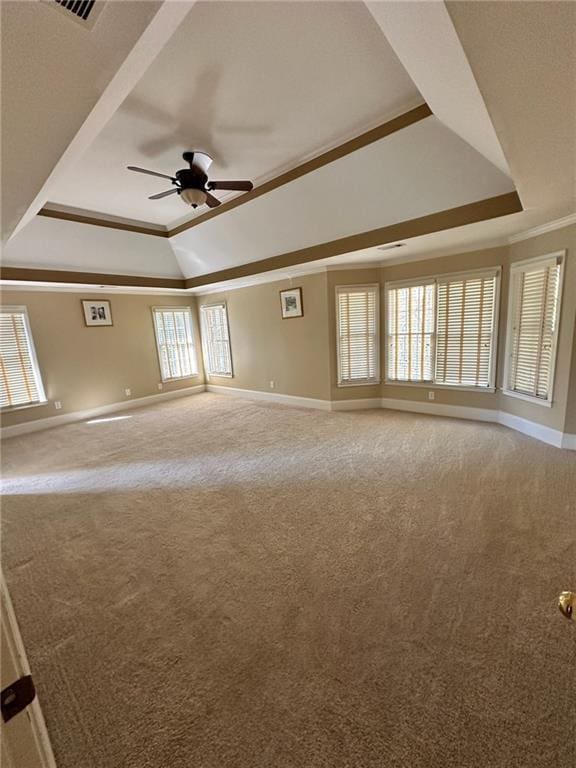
[558,591,575,620]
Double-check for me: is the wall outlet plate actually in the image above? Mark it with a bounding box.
[269,380,275,390]
[428,391,435,400]
[157,383,163,391]
[54,401,62,410]
[124,388,131,397]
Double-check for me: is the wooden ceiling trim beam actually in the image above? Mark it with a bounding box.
[0,267,185,289]
[169,103,432,237]
[37,208,170,238]
[184,191,522,288]
[7,191,522,290]
[35,103,432,239]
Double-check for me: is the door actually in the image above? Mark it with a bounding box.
[1,574,57,768]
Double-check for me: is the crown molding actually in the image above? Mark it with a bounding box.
[508,213,576,244]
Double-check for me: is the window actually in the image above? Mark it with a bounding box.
[200,303,233,377]
[152,307,198,381]
[386,281,435,382]
[0,306,46,409]
[386,269,500,389]
[435,272,498,388]
[336,285,380,386]
[504,253,564,404]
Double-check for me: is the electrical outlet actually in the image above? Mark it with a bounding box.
[54,401,62,410]
[428,391,435,401]
[269,380,275,390]
[157,383,163,391]
[124,388,131,397]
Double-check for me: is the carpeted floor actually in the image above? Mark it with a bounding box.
[1,393,575,768]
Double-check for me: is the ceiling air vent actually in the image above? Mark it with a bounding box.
[55,0,95,21]
[46,0,103,28]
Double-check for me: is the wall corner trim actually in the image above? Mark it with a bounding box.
[0,385,206,439]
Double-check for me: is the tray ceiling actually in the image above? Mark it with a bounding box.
[45,1,421,226]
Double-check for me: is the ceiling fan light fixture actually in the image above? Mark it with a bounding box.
[180,188,207,208]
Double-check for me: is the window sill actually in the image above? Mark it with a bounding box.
[1,400,48,413]
[206,373,233,379]
[502,389,553,408]
[384,380,496,394]
[337,380,381,388]
[160,374,200,383]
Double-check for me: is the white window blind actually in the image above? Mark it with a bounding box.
[0,307,46,409]
[200,303,233,377]
[336,285,380,385]
[435,272,498,387]
[506,255,563,402]
[386,282,435,382]
[152,307,198,381]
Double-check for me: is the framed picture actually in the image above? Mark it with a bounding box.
[81,300,113,327]
[279,287,303,319]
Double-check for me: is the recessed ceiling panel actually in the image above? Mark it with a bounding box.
[46,1,421,225]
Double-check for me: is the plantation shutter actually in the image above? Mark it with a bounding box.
[0,307,46,408]
[336,285,380,385]
[386,282,435,382]
[200,303,233,377]
[507,257,562,400]
[153,307,198,381]
[435,271,498,387]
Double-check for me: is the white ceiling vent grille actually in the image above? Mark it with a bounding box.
[47,0,103,28]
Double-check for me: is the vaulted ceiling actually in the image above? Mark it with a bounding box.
[1,0,574,289]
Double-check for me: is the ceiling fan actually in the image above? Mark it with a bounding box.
[127,151,253,208]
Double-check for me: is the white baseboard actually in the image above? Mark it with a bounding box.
[380,397,499,423]
[206,384,332,411]
[331,398,382,411]
[497,411,564,448]
[3,382,574,451]
[1,384,206,439]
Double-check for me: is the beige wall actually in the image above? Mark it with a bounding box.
[1,291,203,427]
[2,225,574,436]
[197,272,331,401]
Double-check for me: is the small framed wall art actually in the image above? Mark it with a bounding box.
[279,287,303,319]
[82,300,113,327]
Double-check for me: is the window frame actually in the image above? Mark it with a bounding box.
[0,305,47,411]
[335,283,381,387]
[200,302,234,378]
[502,251,565,408]
[151,306,199,383]
[384,267,501,393]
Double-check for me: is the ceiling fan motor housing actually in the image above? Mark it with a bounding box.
[175,168,208,191]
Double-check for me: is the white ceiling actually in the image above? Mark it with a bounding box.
[46,1,421,225]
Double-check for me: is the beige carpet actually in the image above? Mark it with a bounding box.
[1,393,575,768]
